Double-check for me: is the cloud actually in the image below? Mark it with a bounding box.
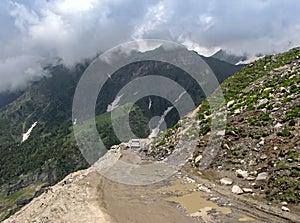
[0,0,300,92]
[0,55,48,92]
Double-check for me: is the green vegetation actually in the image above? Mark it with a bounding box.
[277,128,292,137]
[228,147,240,157]
[284,104,300,122]
[259,112,270,121]
[272,176,300,203]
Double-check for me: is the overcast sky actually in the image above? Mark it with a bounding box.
[1,0,300,92]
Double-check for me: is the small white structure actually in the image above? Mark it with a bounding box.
[131,139,140,150]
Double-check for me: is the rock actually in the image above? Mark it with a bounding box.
[236,169,248,179]
[119,142,129,150]
[242,188,253,193]
[280,87,289,93]
[217,130,225,136]
[281,201,288,206]
[253,147,260,152]
[256,172,268,181]
[246,177,256,181]
[249,160,257,166]
[264,87,272,91]
[198,185,211,193]
[234,109,241,114]
[258,140,264,146]
[232,185,243,194]
[260,154,268,160]
[220,177,233,185]
[194,155,202,164]
[281,206,290,212]
[257,98,268,107]
[227,100,235,108]
[186,177,195,183]
[274,123,283,128]
[209,197,220,201]
[223,143,230,150]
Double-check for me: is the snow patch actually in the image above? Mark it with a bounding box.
[148,97,152,110]
[149,106,173,138]
[22,122,38,143]
[174,91,186,103]
[107,94,124,112]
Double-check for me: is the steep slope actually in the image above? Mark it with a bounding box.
[0,91,24,110]
[148,47,300,207]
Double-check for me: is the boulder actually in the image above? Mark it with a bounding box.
[260,154,268,160]
[232,185,243,194]
[220,177,233,186]
[242,188,253,193]
[256,172,268,181]
[281,206,290,212]
[236,169,248,179]
[194,155,202,164]
[227,100,235,108]
[198,185,211,193]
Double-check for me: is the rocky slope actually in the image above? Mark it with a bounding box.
[147,47,300,206]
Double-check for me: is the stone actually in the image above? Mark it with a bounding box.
[242,188,253,193]
[220,177,233,186]
[186,177,195,183]
[194,155,202,164]
[264,87,272,91]
[223,143,230,150]
[236,169,248,179]
[274,123,283,128]
[227,100,235,108]
[256,172,268,181]
[281,206,290,212]
[281,201,288,206]
[257,98,268,107]
[234,109,241,114]
[249,160,257,166]
[280,87,289,93]
[247,177,256,181]
[198,185,211,193]
[209,197,220,201]
[260,154,268,160]
[232,185,243,194]
[258,140,264,146]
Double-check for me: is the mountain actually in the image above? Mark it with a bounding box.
[3,47,300,223]
[0,91,24,110]
[0,48,242,220]
[212,49,247,65]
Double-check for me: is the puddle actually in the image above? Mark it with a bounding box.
[156,179,198,196]
[238,216,255,222]
[157,178,231,222]
[165,191,231,215]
